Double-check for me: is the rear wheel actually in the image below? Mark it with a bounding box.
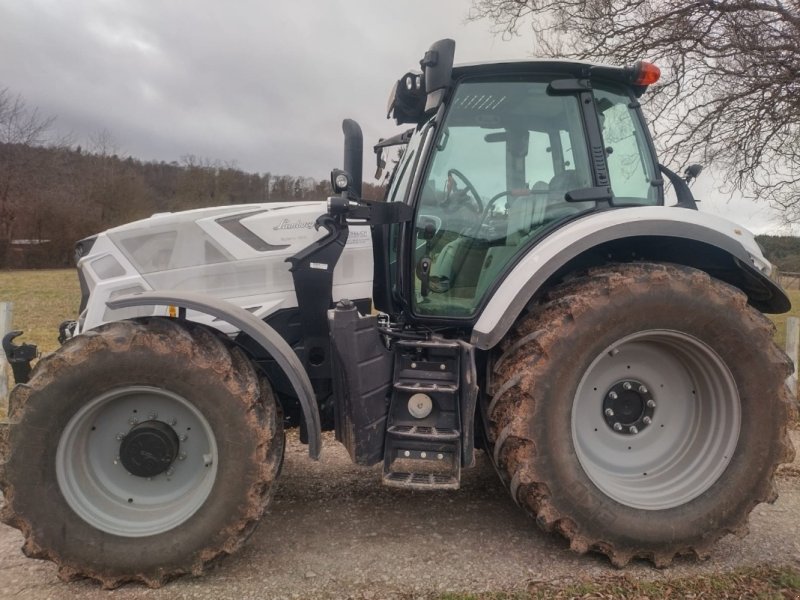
[0,318,284,588]
[488,263,795,566]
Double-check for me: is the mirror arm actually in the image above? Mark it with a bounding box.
[659,164,698,209]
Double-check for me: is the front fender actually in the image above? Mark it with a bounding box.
[106,291,321,459]
[471,206,790,350]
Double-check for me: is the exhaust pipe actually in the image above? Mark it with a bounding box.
[342,119,363,198]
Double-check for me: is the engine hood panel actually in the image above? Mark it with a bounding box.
[79,201,375,333]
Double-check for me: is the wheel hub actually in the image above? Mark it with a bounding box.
[119,420,180,477]
[602,380,655,435]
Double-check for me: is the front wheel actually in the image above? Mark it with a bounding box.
[488,263,795,566]
[0,318,284,588]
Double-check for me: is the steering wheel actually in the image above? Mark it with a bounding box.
[443,168,483,212]
[483,190,515,216]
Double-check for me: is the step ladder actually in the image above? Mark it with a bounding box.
[382,339,463,490]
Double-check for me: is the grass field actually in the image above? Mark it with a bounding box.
[769,289,800,348]
[2,269,800,354]
[0,269,81,353]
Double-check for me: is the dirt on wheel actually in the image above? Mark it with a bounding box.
[0,428,798,599]
[488,263,795,568]
[0,319,285,588]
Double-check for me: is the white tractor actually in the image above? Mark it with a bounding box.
[1,39,794,587]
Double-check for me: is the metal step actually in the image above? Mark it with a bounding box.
[382,436,461,490]
[382,471,460,490]
[393,381,458,394]
[387,425,460,441]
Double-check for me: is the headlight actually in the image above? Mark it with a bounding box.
[74,235,98,263]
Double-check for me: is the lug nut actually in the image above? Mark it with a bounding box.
[170,418,177,426]
[148,411,158,420]
[608,348,620,357]
[179,434,187,442]
[165,467,174,477]
[411,362,417,369]
[404,450,411,457]
[128,417,139,425]
[613,422,623,432]
[115,432,126,441]
[608,391,618,400]
[638,385,648,394]
[647,399,656,408]
[604,408,615,417]
[178,452,187,461]
[629,425,639,434]
[440,364,446,371]
[437,453,444,460]
[421,452,427,458]
[623,382,632,390]
[643,416,652,425]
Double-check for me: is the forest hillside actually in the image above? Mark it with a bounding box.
[1,142,384,269]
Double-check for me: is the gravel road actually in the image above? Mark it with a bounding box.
[1,430,798,599]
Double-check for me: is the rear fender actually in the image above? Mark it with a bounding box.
[106,291,321,459]
[471,206,790,350]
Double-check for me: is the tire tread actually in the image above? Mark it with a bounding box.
[0,317,283,588]
[488,262,795,567]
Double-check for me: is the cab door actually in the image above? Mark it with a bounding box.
[409,78,594,319]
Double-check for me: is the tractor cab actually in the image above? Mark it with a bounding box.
[369,40,666,321]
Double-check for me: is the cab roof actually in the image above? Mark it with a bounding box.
[451,60,650,92]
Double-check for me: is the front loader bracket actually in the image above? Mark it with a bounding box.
[2,331,38,385]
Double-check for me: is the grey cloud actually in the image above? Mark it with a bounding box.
[0,1,532,177]
[0,0,790,232]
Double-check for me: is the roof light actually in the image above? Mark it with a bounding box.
[633,61,660,85]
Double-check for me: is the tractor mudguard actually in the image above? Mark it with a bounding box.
[471,206,790,350]
[106,291,321,459]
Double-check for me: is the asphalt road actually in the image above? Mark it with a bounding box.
[1,430,798,600]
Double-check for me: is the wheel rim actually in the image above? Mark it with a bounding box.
[572,330,741,510]
[56,386,218,537]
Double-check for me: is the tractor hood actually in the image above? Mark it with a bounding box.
[74,202,373,334]
[103,201,372,261]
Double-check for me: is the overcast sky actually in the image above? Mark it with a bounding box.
[0,0,792,234]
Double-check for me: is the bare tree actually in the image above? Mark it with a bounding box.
[0,88,57,262]
[0,88,54,147]
[469,0,800,219]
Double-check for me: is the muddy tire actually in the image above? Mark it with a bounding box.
[488,263,796,566]
[0,318,284,588]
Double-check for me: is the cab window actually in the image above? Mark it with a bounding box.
[594,85,659,205]
[386,126,429,302]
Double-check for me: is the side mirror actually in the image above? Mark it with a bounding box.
[684,164,703,184]
[421,39,455,114]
